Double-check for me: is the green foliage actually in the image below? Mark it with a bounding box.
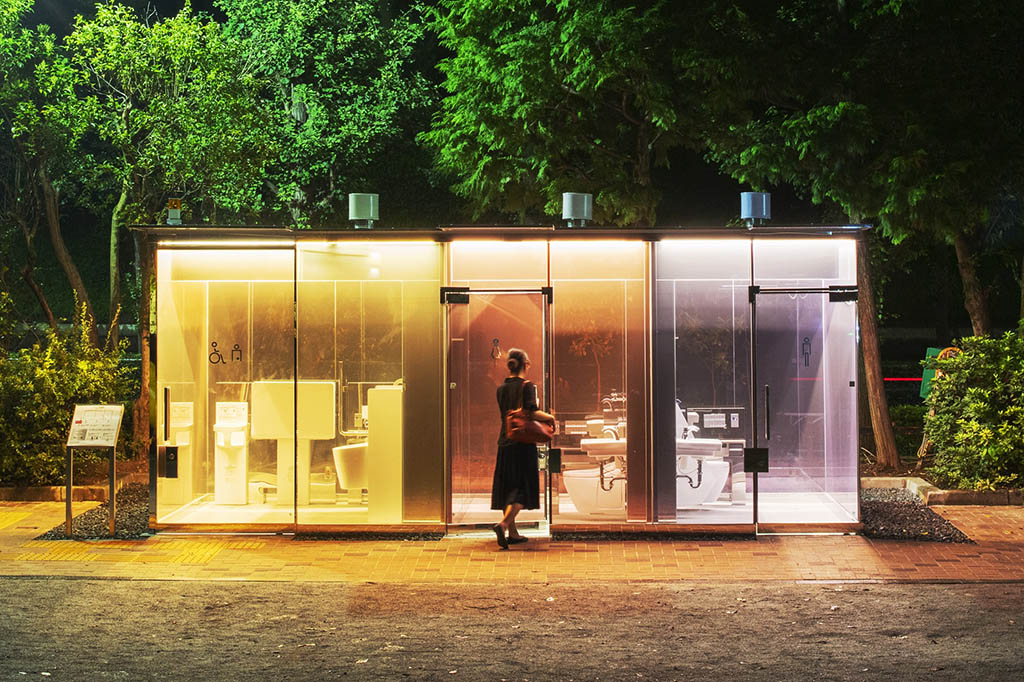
[0,300,135,486]
[701,0,1024,243]
[63,0,276,223]
[217,0,439,226]
[424,0,700,226]
[924,323,1024,490]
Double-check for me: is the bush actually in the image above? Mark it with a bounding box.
[923,322,1024,490]
[0,302,136,487]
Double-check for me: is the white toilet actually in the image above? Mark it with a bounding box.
[332,442,368,505]
[675,438,730,508]
[563,465,625,514]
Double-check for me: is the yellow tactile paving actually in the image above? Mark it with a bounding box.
[0,511,30,530]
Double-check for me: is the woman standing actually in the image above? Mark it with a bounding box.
[491,348,547,549]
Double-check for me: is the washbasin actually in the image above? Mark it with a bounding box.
[580,437,627,458]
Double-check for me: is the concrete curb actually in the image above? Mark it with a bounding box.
[0,472,147,502]
[862,477,1024,506]
[0,486,109,502]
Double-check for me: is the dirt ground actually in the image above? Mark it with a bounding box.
[1,579,1021,681]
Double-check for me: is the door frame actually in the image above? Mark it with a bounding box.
[441,286,553,527]
[746,284,857,528]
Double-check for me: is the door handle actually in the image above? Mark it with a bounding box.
[764,384,771,441]
[164,386,170,442]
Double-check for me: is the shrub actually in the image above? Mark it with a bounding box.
[923,322,1024,490]
[0,303,136,487]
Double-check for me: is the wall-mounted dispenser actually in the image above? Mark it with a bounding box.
[349,193,379,229]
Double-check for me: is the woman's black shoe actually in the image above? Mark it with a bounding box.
[493,525,508,549]
[507,536,528,545]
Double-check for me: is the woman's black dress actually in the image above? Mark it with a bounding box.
[490,377,540,510]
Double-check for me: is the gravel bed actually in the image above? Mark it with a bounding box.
[37,482,152,540]
[860,487,973,543]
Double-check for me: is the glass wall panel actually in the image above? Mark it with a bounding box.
[753,239,856,282]
[449,241,548,287]
[549,242,645,523]
[155,248,295,525]
[653,240,753,524]
[824,300,859,520]
[296,242,443,524]
[752,239,858,525]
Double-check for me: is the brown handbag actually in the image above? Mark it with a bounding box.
[505,381,555,444]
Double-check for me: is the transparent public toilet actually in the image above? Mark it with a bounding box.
[148,226,861,534]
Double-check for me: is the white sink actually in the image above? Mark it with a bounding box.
[580,438,627,457]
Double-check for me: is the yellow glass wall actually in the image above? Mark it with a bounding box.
[155,249,296,526]
[296,242,443,524]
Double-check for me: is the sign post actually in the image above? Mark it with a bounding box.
[65,405,125,538]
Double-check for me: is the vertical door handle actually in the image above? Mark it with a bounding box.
[764,384,771,441]
[163,387,170,442]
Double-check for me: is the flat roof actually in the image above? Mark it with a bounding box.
[133,224,869,243]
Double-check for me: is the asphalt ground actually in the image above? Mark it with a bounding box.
[1,579,1021,681]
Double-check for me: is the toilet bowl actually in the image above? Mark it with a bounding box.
[332,442,368,504]
[562,465,625,515]
[675,438,730,508]
[676,456,730,508]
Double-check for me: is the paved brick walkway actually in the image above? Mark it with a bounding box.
[1,501,1022,584]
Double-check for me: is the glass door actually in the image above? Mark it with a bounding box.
[445,290,549,526]
[750,286,859,526]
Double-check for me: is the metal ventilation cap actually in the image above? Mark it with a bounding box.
[349,193,379,229]
[740,192,771,227]
[562,192,593,227]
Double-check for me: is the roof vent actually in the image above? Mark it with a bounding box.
[740,192,771,228]
[562,192,593,228]
[349,193,379,229]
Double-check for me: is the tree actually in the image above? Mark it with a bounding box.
[63,0,276,345]
[700,1,1024,337]
[1,0,101,345]
[56,0,277,455]
[425,0,703,226]
[683,1,1023,469]
[217,0,440,226]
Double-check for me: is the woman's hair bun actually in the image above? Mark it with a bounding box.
[507,347,529,373]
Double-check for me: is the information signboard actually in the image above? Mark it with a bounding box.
[66,404,125,448]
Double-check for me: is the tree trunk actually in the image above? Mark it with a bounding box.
[132,230,154,460]
[39,166,100,347]
[20,263,57,332]
[953,232,991,336]
[15,207,58,332]
[857,235,900,470]
[109,187,128,348]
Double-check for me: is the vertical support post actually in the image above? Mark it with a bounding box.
[748,283,759,529]
[109,446,116,536]
[65,447,73,538]
[752,471,758,528]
